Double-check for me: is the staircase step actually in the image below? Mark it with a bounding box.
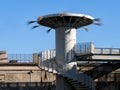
[64,76,91,90]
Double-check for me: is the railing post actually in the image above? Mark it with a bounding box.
[119,49,120,54]
[110,48,112,54]
[90,43,94,53]
[33,53,39,64]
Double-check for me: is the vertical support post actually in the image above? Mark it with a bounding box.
[33,53,39,63]
[0,51,8,63]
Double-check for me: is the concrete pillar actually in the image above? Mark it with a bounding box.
[56,75,73,90]
[33,53,39,63]
[55,27,76,65]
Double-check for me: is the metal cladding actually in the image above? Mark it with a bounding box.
[37,12,94,29]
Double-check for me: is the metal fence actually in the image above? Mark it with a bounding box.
[76,42,93,54]
[8,54,33,63]
[7,42,120,63]
[39,49,55,61]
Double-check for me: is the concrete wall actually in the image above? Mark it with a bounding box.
[0,64,56,90]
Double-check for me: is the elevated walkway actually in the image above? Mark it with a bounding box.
[92,48,120,61]
[76,42,120,62]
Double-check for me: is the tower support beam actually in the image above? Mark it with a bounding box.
[55,27,76,64]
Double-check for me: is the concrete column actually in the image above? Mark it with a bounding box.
[55,27,76,65]
[56,75,73,90]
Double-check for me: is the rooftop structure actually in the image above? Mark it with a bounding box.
[37,12,94,29]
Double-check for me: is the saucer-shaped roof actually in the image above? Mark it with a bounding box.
[37,12,94,29]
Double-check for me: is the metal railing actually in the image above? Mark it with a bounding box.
[39,49,55,61]
[94,48,120,54]
[76,42,120,55]
[75,42,94,54]
[8,54,33,63]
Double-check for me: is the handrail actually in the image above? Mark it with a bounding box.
[39,50,64,74]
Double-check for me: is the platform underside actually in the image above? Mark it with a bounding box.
[37,14,94,29]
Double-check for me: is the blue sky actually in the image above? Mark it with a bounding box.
[0,0,120,53]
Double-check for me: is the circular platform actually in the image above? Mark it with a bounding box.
[37,12,94,29]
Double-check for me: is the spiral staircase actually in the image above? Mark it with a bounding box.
[38,43,95,90]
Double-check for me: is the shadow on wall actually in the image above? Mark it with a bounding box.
[0,82,55,90]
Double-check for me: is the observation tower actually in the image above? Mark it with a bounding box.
[36,12,95,65]
[28,12,99,90]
